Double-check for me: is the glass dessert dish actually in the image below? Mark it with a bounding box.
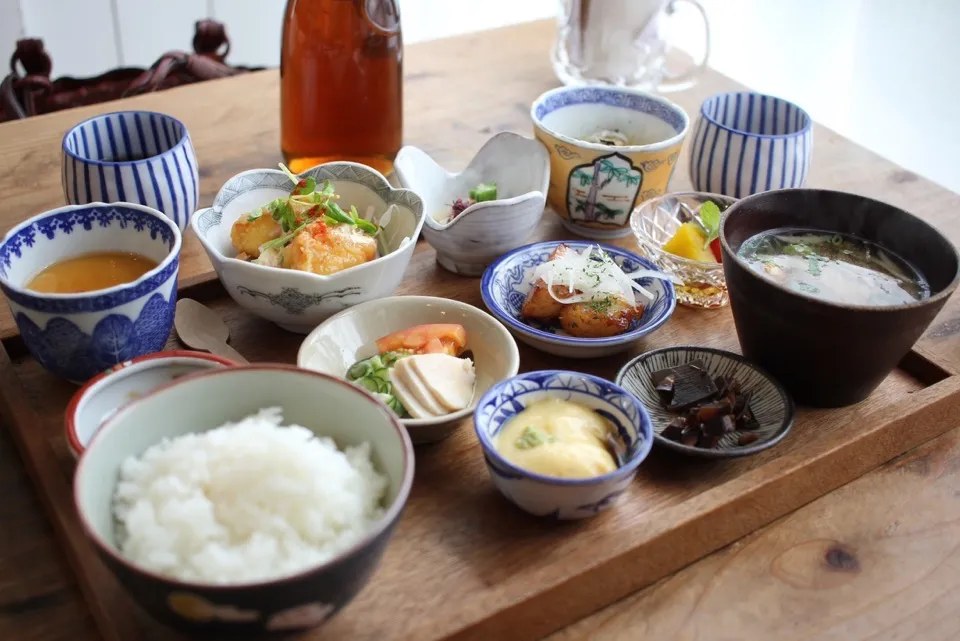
[630,192,737,309]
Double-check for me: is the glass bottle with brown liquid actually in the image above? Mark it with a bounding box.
[281,0,402,176]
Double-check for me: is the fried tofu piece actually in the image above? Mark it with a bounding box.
[520,244,573,320]
[559,296,641,338]
[282,221,377,276]
[231,212,282,259]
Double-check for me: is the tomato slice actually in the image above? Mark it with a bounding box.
[375,324,467,356]
[709,238,722,263]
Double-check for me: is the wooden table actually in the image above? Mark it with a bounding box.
[1,20,959,641]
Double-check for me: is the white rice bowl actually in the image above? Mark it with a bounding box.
[112,407,388,584]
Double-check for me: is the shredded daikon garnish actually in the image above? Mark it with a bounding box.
[531,245,679,307]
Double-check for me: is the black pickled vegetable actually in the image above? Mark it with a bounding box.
[651,364,760,449]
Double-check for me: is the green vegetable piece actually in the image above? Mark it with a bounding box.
[355,218,378,235]
[381,352,403,367]
[698,200,722,248]
[347,359,372,380]
[268,198,297,232]
[469,182,498,203]
[326,202,356,225]
[514,426,555,450]
[292,176,316,196]
[246,211,263,222]
[806,255,821,277]
[356,377,380,393]
[386,395,408,417]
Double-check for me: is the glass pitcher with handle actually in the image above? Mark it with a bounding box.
[552,0,710,92]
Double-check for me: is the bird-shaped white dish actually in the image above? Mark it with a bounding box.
[394,132,550,276]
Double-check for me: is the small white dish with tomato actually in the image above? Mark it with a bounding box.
[297,296,520,444]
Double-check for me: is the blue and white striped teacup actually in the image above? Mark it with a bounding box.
[61,111,199,231]
[688,92,813,198]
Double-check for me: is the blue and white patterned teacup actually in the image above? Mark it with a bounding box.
[688,92,813,198]
[0,203,182,383]
[474,370,654,520]
[62,111,199,231]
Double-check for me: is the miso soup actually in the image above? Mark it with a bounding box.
[27,251,158,294]
[736,228,930,306]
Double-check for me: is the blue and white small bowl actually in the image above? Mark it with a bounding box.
[0,203,181,383]
[62,111,199,231]
[474,370,654,520]
[688,92,813,198]
[480,240,676,358]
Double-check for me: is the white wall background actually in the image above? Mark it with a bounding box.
[2,0,958,193]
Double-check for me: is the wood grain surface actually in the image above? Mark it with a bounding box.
[3,265,960,641]
[1,19,960,641]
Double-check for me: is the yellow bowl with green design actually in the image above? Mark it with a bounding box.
[531,86,690,239]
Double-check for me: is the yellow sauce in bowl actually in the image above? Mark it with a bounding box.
[27,251,157,293]
[495,398,618,479]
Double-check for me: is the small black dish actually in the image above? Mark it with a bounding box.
[616,346,795,459]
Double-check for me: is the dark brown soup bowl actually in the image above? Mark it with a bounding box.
[719,189,960,407]
[74,365,414,638]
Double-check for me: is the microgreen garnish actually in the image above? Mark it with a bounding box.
[698,201,722,249]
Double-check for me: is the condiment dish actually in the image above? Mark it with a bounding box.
[393,132,550,276]
[190,162,425,334]
[480,240,676,358]
[65,350,237,458]
[473,370,653,519]
[297,295,520,444]
[74,364,414,637]
[720,188,960,407]
[531,85,689,239]
[616,346,794,458]
[0,202,181,383]
[631,191,736,309]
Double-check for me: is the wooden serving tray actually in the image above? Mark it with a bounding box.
[2,226,960,641]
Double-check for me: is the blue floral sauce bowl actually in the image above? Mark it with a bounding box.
[473,370,653,520]
[0,202,181,383]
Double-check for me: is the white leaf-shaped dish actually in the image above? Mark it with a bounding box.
[394,132,550,276]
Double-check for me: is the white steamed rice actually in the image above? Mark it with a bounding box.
[112,407,388,584]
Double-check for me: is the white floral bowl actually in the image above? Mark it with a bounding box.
[393,132,549,276]
[474,370,654,520]
[190,162,425,334]
[297,295,520,444]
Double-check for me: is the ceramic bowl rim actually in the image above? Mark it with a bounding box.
[615,345,796,458]
[530,85,690,153]
[296,294,522,427]
[719,187,960,312]
[189,162,425,283]
[62,110,191,168]
[394,131,550,232]
[64,350,239,458]
[473,369,654,484]
[73,363,415,591]
[480,240,677,346]
[0,201,182,299]
[700,91,813,140]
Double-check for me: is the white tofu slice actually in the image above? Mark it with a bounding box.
[388,368,439,419]
[409,354,476,413]
[393,357,448,416]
